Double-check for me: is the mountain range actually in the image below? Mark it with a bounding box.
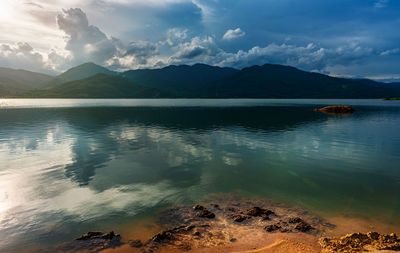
[1,62,400,98]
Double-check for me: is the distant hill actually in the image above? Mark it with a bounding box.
[42,62,117,88]
[23,73,169,98]
[58,62,116,82]
[122,63,238,96]
[200,64,400,98]
[0,67,53,96]
[2,62,400,98]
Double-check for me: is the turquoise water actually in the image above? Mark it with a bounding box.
[0,99,400,251]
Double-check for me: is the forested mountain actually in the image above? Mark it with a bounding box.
[0,67,53,96]
[2,62,400,98]
[23,73,169,98]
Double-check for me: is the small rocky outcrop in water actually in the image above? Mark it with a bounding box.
[232,214,248,222]
[320,232,400,252]
[246,206,274,217]
[57,231,122,252]
[314,105,355,114]
[264,217,314,233]
[193,205,216,218]
[76,231,117,240]
[294,221,313,232]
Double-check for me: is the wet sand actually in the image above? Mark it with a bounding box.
[58,194,400,253]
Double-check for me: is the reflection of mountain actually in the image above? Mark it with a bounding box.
[59,106,330,187]
[27,106,328,131]
[1,105,397,188]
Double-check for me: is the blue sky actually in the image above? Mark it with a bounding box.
[0,0,399,80]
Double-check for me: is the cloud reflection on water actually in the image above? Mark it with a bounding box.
[0,104,399,251]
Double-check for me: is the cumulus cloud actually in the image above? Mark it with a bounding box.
[166,28,188,46]
[165,35,377,76]
[172,36,219,60]
[100,0,191,6]
[50,8,163,71]
[222,28,245,40]
[215,42,376,73]
[125,41,158,60]
[0,42,51,73]
[0,11,389,80]
[106,41,161,70]
[1,5,399,80]
[56,8,120,65]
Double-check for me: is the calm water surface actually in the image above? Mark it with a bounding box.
[0,99,400,251]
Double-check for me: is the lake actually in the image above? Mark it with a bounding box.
[1,99,400,251]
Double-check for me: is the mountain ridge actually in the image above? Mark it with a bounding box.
[23,73,170,98]
[121,63,238,96]
[199,63,400,98]
[0,67,54,96]
[40,62,118,88]
[1,62,400,98]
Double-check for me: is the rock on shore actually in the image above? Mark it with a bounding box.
[58,195,400,252]
[320,232,400,252]
[122,196,331,252]
[56,231,122,252]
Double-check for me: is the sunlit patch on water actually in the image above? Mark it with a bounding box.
[0,99,10,107]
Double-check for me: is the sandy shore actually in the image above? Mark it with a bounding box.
[56,194,400,253]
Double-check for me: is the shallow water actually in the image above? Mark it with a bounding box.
[0,99,400,251]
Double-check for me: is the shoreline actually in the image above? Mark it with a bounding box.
[55,194,400,252]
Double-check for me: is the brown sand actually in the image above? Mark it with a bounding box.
[99,196,327,252]
[69,194,400,253]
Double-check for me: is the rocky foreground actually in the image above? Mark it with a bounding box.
[320,232,400,252]
[56,196,400,252]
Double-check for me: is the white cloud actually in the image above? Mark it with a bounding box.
[56,8,121,65]
[172,36,219,60]
[222,28,246,40]
[101,0,190,5]
[166,28,188,45]
[0,16,384,79]
[380,48,399,56]
[106,40,161,70]
[374,0,389,8]
[0,42,52,73]
[0,6,398,80]
[212,42,376,74]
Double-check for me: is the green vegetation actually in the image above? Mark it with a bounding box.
[40,62,118,88]
[198,64,400,98]
[23,74,170,98]
[122,63,238,96]
[1,62,400,98]
[0,67,53,96]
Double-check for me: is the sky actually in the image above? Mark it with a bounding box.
[0,0,399,80]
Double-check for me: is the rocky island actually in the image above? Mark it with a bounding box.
[314,105,355,115]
